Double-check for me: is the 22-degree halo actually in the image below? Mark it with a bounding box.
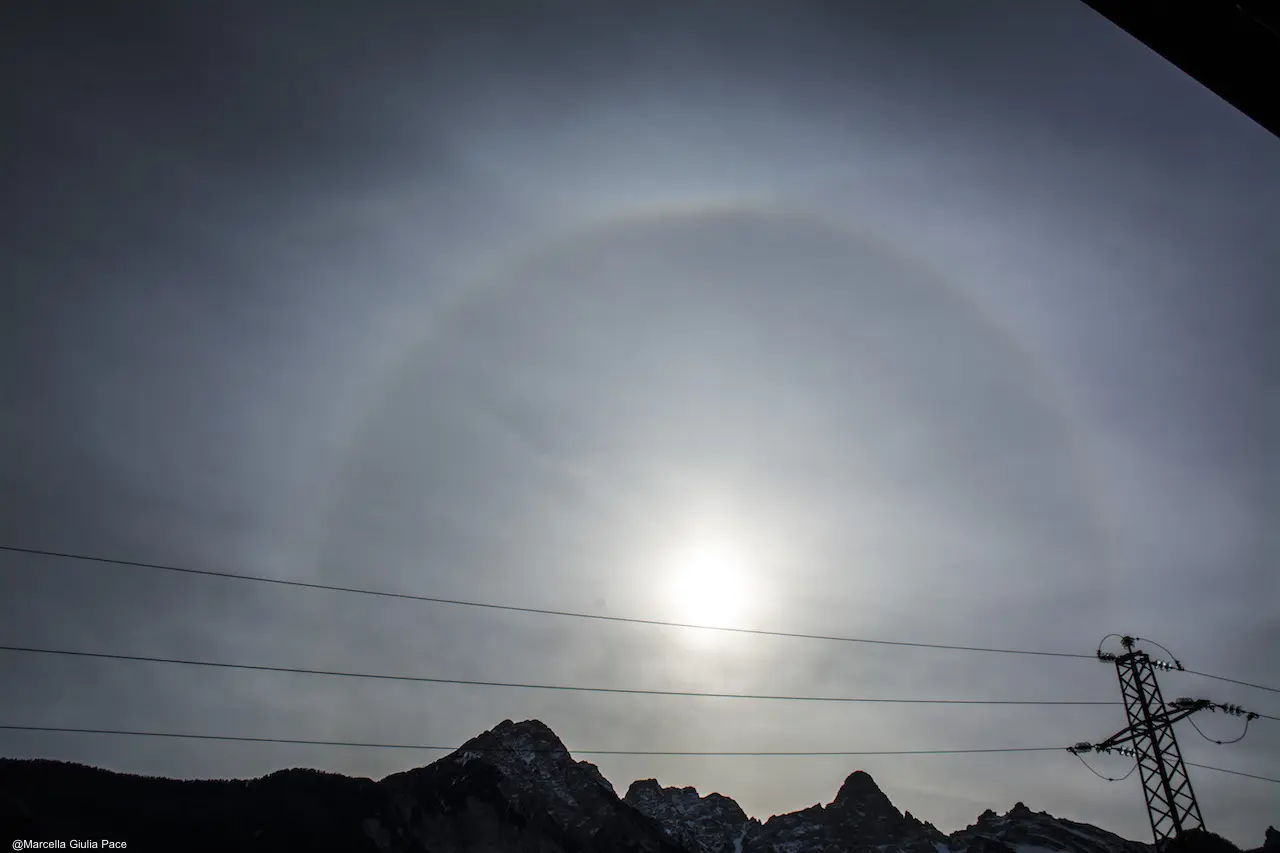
[315,199,1114,634]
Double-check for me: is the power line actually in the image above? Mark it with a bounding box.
[2,725,1273,784]
[1186,715,1251,745]
[0,544,1092,659]
[1095,635,1274,696]
[1072,751,1138,782]
[0,725,1066,756]
[2,726,1273,783]
[1184,761,1280,785]
[1122,637,1280,696]
[1132,636,1182,668]
[8,544,1277,697]
[1180,668,1280,696]
[0,645,1122,706]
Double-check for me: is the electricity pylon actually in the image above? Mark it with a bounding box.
[1068,636,1257,851]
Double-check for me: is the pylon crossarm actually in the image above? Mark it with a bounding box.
[1096,726,1141,751]
[1164,700,1212,724]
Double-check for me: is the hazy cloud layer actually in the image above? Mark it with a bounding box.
[2,0,1276,845]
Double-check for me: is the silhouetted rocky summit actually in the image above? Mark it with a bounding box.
[1,719,1272,853]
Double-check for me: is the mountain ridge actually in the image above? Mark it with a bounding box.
[1,719,1272,853]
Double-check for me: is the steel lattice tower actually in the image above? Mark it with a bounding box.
[1071,636,1260,849]
[1113,643,1203,847]
[1074,637,1209,851]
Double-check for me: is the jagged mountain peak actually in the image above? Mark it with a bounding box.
[627,778,665,798]
[743,768,951,853]
[951,800,1153,853]
[832,769,893,807]
[624,779,748,821]
[371,719,685,852]
[904,809,946,840]
[480,718,568,752]
[624,777,753,853]
[447,718,617,804]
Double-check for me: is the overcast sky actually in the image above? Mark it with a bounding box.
[2,0,1277,846]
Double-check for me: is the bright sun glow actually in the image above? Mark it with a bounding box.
[668,538,750,629]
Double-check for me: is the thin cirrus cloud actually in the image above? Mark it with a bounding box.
[0,0,1276,846]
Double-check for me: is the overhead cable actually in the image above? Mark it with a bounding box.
[0,544,1094,659]
[1071,751,1138,782]
[1183,761,1280,785]
[0,645,1122,706]
[3,726,1272,783]
[1179,668,1280,696]
[1186,715,1251,745]
[0,725,1067,755]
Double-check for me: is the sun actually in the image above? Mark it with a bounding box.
[667,538,750,628]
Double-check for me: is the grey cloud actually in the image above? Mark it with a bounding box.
[2,0,1276,847]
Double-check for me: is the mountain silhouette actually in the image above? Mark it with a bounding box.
[1,720,1271,853]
